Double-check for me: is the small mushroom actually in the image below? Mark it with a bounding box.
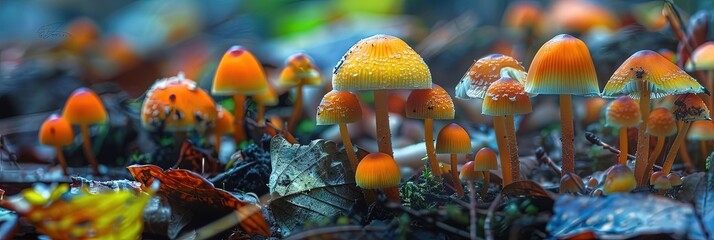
[435,123,471,197]
[687,120,714,159]
[406,84,455,176]
[667,172,683,188]
[62,88,107,175]
[212,107,235,154]
[355,152,401,203]
[644,107,677,183]
[663,94,710,174]
[603,164,636,194]
[459,161,484,182]
[686,42,714,109]
[39,114,74,176]
[316,90,363,172]
[472,147,498,198]
[605,96,641,165]
[651,174,672,195]
[278,53,322,133]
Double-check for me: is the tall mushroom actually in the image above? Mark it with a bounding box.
[212,46,268,145]
[605,96,641,165]
[333,34,432,157]
[686,42,714,109]
[39,114,74,176]
[278,53,322,133]
[687,120,714,159]
[435,123,471,196]
[316,90,363,172]
[355,152,401,203]
[602,50,704,185]
[212,107,234,154]
[643,107,677,183]
[472,147,498,198]
[662,94,710,174]
[406,84,455,176]
[63,88,107,175]
[525,34,599,176]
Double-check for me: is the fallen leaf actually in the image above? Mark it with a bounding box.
[501,180,557,199]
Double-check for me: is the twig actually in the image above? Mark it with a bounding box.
[284,225,390,240]
[385,202,470,238]
[485,194,502,240]
[209,161,257,183]
[469,180,478,240]
[585,132,664,170]
[535,147,561,176]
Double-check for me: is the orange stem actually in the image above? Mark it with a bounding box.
[504,115,520,181]
[56,147,69,176]
[634,81,651,185]
[493,116,512,185]
[662,121,691,173]
[451,154,464,197]
[481,171,490,198]
[257,103,266,127]
[618,127,628,165]
[233,94,246,145]
[559,94,575,174]
[424,118,441,175]
[214,134,222,155]
[373,90,393,157]
[288,84,303,133]
[80,124,100,175]
[383,186,400,204]
[339,123,359,172]
[643,136,665,184]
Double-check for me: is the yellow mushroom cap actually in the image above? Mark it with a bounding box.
[602,50,704,99]
[687,120,714,140]
[472,147,498,171]
[482,77,532,116]
[212,46,268,96]
[672,93,711,122]
[253,82,279,107]
[278,53,322,87]
[455,54,526,99]
[405,84,455,119]
[63,88,107,125]
[652,174,672,190]
[213,107,235,135]
[667,173,683,187]
[141,74,217,132]
[316,90,362,125]
[647,107,677,137]
[605,96,641,128]
[459,161,484,181]
[603,164,637,194]
[435,123,471,154]
[686,42,714,71]
[39,114,75,147]
[355,152,401,189]
[560,172,585,194]
[525,34,599,96]
[332,34,432,91]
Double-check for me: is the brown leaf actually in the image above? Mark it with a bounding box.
[501,180,556,199]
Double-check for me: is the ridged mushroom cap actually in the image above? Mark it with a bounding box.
[406,84,455,119]
[473,147,498,171]
[525,34,599,96]
[459,161,484,181]
[435,123,471,154]
[212,46,268,95]
[355,152,401,189]
[316,90,362,125]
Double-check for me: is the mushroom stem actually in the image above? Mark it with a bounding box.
[493,116,512,185]
[55,147,69,176]
[559,94,575,175]
[451,154,464,197]
[679,142,694,172]
[618,127,628,165]
[288,83,303,133]
[373,90,393,157]
[481,171,490,198]
[382,186,401,203]
[662,121,691,173]
[634,82,651,185]
[80,124,100,175]
[424,118,441,175]
[701,140,708,160]
[339,123,359,172]
[643,136,665,184]
[504,115,521,181]
[214,134,222,155]
[233,94,246,145]
[257,103,266,127]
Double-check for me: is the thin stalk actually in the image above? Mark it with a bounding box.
[424,118,441,175]
[56,147,69,176]
[373,90,393,157]
[559,94,575,174]
[80,124,100,175]
[468,180,477,240]
[256,103,265,127]
[481,171,490,198]
[644,136,666,184]
[339,123,359,172]
[382,186,400,203]
[662,121,691,173]
[214,134,222,155]
[618,127,628,165]
[634,82,651,185]
[288,84,303,133]
[504,115,521,181]
[493,116,512,185]
[232,94,246,145]
[450,154,464,197]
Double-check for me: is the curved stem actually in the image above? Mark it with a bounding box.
[481,171,490,198]
[288,84,303,133]
[504,115,520,181]
[232,94,246,145]
[643,136,665,184]
[339,123,359,172]
[493,116,512,185]
[80,124,100,175]
[451,154,464,197]
[214,134,222,156]
[559,94,575,175]
[373,90,393,157]
[662,121,691,173]
[680,140,694,172]
[257,103,266,127]
[382,186,400,203]
[618,127,628,165]
[634,82,651,185]
[424,118,440,175]
[56,147,69,176]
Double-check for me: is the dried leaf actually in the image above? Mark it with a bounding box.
[268,136,363,236]
[501,180,556,199]
[127,164,270,237]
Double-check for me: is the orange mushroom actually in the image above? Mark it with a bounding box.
[212,107,235,154]
[278,53,322,133]
[406,84,455,176]
[355,152,401,203]
[253,82,278,127]
[603,164,636,194]
[63,18,99,53]
[141,74,217,134]
[605,96,641,165]
[548,0,619,33]
[435,123,471,197]
[316,90,363,172]
[686,42,714,109]
[643,107,677,183]
[39,114,74,176]
[459,161,484,182]
[687,120,714,161]
[662,94,711,174]
[63,88,107,175]
[651,174,671,195]
[667,172,683,188]
[472,147,498,198]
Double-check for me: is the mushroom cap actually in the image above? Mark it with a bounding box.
[482,77,532,116]
[586,177,598,188]
[582,97,608,125]
[652,174,672,190]
[602,50,704,99]
[603,164,636,194]
[39,114,75,147]
[355,152,401,189]
[549,0,619,33]
[560,172,585,194]
[667,173,683,187]
[63,88,107,125]
[454,54,526,99]
[473,147,498,171]
[459,161,484,181]
[435,123,471,154]
[650,171,667,185]
[316,90,362,125]
[212,46,268,96]
[605,96,641,128]
[63,18,99,52]
[686,42,714,71]
[278,53,322,87]
[687,120,714,140]
[525,34,599,96]
[253,82,279,107]
[213,107,235,135]
[141,74,217,132]
[405,84,455,119]
[503,1,543,30]
[672,93,711,122]
[332,34,431,91]
[646,107,677,137]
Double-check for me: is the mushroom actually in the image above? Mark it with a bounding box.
[435,123,471,197]
[667,173,683,188]
[560,172,585,194]
[333,34,432,157]
[581,97,608,126]
[38,114,74,176]
[316,90,363,172]
[687,120,714,161]
[686,42,714,109]
[483,76,532,182]
[602,164,636,194]
[649,171,667,184]
[212,46,268,145]
[651,174,671,195]
[454,54,527,185]
[548,0,618,33]
[355,152,401,203]
[62,88,107,175]
[525,34,599,176]
[602,50,705,185]
[253,82,278,127]
[212,107,235,154]
[278,53,322,133]
[605,96,641,165]
[643,107,677,183]
[472,147,498,198]
[406,84,455,176]
[662,93,710,174]
[459,161,484,182]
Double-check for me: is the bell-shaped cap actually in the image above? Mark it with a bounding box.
[605,96,641,128]
[459,161,484,181]
[667,173,682,187]
[63,88,107,125]
[39,114,75,147]
[455,54,526,99]
[435,123,471,154]
[672,93,710,122]
[646,107,677,137]
[278,53,322,87]
[316,90,362,125]
[212,46,268,96]
[355,152,401,189]
[525,34,599,96]
[332,34,431,91]
[652,174,672,190]
[603,164,636,194]
[687,120,714,141]
[548,0,619,33]
[686,42,714,71]
[473,147,498,171]
[406,84,455,119]
[503,1,543,31]
[602,50,704,99]
[482,77,532,116]
[141,74,217,132]
[213,107,235,135]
